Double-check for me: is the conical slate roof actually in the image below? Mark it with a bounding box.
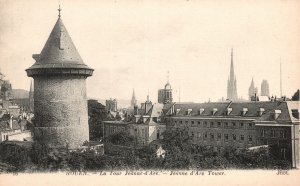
[26,18,93,77]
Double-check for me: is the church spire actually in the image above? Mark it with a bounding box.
[131,89,137,107]
[230,48,234,81]
[227,48,238,101]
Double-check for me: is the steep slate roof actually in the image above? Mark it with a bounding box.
[27,18,92,70]
[146,103,164,117]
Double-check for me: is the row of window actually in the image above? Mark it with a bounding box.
[260,130,287,138]
[190,132,253,142]
[106,126,126,136]
[174,120,253,128]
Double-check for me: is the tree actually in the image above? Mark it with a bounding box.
[88,99,108,140]
[0,142,30,171]
[160,128,193,169]
[291,89,299,101]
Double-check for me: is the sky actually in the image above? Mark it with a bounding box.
[0,0,299,103]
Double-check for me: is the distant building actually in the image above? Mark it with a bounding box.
[26,8,93,149]
[261,80,270,97]
[0,115,32,142]
[162,100,300,168]
[131,89,137,107]
[248,78,258,100]
[104,100,166,146]
[105,98,117,112]
[227,48,238,101]
[158,80,173,104]
[140,94,152,114]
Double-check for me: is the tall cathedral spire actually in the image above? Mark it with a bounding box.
[230,48,234,81]
[131,89,137,107]
[248,77,258,100]
[227,48,238,101]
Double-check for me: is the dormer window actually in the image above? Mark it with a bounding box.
[212,108,218,115]
[258,108,265,116]
[226,108,232,115]
[199,108,205,115]
[242,108,248,116]
[274,110,281,119]
[186,109,192,115]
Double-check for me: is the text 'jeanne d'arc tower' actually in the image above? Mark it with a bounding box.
[26,6,94,149]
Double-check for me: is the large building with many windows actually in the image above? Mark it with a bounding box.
[162,100,299,168]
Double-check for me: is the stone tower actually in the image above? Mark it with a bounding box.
[227,48,238,101]
[26,7,93,149]
[158,73,173,104]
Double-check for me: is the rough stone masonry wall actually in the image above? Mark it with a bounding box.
[34,75,89,149]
